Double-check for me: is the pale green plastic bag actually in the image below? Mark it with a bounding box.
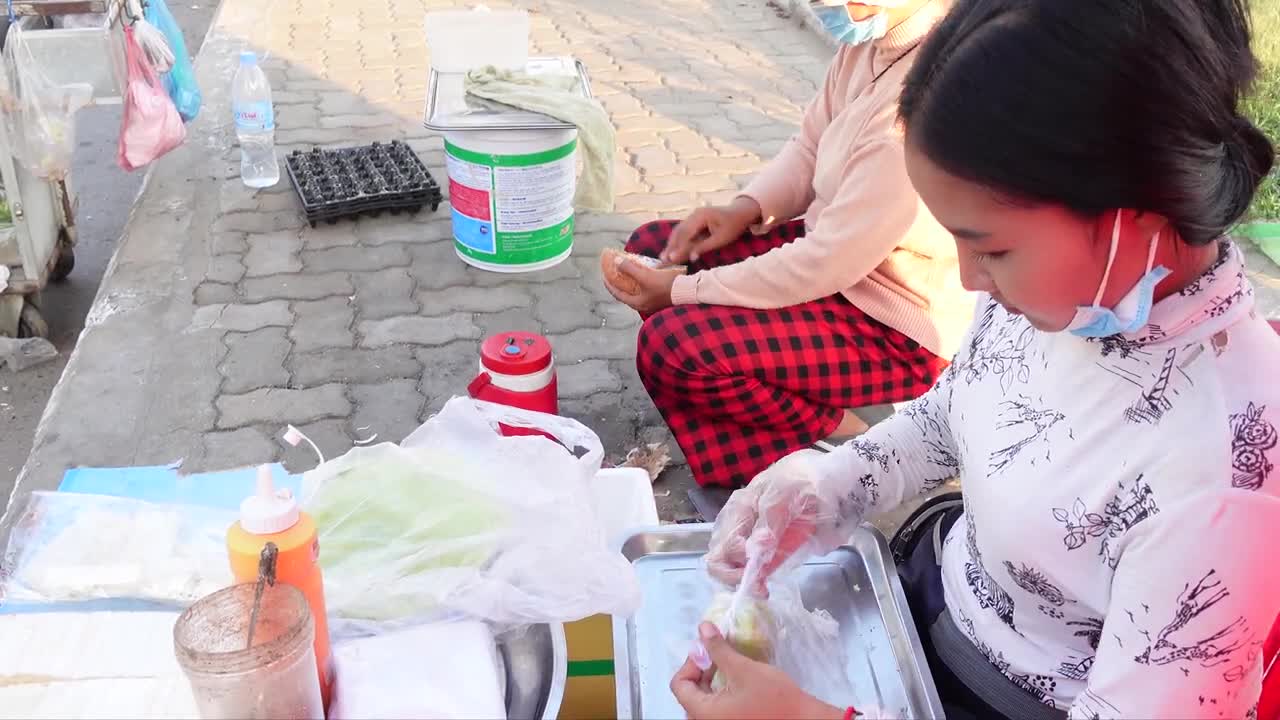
[304,443,507,621]
[302,397,641,625]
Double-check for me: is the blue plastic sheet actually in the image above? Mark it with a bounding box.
[59,462,300,509]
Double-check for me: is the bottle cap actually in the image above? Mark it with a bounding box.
[479,332,553,375]
[239,50,258,66]
[239,465,300,534]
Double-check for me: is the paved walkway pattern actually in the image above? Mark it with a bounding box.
[7,0,1279,527]
[6,0,832,520]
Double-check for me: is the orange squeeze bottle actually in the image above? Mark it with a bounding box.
[227,465,332,708]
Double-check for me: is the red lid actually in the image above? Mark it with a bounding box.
[480,332,554,375]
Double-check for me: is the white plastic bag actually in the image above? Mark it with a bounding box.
[0,491,235,606]
[303,397,641,625]
[0,23,92,180]
[0,335,59,371]
[117,24,185,171]
[133,19,175,74]
[767,582,866,713]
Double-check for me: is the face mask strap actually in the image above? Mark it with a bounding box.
[1144,230,1161,273]
[1092,210,1123,307]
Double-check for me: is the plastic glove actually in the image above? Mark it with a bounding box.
[705,449,864,592]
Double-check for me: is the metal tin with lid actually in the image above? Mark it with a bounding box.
[426,57,592,273]
[423,56,594,132]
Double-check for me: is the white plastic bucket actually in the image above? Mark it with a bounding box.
[424,8,529,74]
[444,128,578,273]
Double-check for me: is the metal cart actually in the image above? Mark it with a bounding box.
[0,0,126,338]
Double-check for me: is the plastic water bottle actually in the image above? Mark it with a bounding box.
[231,51,280,188]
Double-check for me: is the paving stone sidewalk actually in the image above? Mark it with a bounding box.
[7,0,1279,533]
[3,0,833,523]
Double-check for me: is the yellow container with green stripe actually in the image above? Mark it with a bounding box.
[444,128,578,273]
[559,468,659,719]
[562,614,618,720]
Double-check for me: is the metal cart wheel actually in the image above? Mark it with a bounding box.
[49,184,77,283]
[17,297,48,339]
[50,246,74,282]
[49,236,74,282]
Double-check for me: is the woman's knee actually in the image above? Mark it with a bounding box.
[636,307,692,383]
[625,220,675,257]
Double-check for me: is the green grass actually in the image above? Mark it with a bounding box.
[1247,0,1280,220]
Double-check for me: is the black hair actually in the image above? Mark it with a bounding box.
[898,0,1275,246]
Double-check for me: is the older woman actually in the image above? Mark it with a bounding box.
[604,0,970,488]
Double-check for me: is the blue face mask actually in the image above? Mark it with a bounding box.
[1066,212,1170,338]
[811,3,889,46]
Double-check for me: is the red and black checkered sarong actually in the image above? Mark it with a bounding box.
[629,219,948,488]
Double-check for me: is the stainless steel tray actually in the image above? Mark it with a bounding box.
[423,56,593,132]
[612,524,943,720]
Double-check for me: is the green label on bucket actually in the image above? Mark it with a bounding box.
[445,139,577,268]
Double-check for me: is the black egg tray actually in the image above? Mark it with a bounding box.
[285,141,442,226]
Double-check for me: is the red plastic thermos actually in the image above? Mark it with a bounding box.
[467,332,559,437]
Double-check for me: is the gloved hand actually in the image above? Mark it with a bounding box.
[705,449,862,592]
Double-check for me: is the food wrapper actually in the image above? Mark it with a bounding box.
[700,590,776,691]
[689,530,860,708]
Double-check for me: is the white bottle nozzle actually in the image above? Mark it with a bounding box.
[256,463,274,497]
[239,464,300,535]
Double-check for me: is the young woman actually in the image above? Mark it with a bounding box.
[674,0,1280,718]
[603,0,972,488]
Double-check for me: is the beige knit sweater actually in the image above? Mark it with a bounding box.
[668,1,973,358]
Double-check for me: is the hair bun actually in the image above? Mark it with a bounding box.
[1223,114,1274,182]
[1204,115,1276,240]
[1231,114,1257,132]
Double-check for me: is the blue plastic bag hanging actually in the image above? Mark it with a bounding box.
[143,0,201,121]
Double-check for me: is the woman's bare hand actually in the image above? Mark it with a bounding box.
[671,623,845,720]
[662,196,763,265]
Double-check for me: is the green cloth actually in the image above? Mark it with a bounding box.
[464,66,615,212]
[1259,234,1280,267]
[1237,222,1280,266]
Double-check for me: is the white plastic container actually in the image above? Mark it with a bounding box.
[328,622,506,720]
[591,468,660,546]
[17,13,127,102]
[425,8,530,74]
[444,127,578,272]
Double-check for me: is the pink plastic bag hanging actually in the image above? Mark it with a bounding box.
[117,25,186,171]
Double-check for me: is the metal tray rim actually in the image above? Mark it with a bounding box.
[423,57,594,132]
[610,522,944,720]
